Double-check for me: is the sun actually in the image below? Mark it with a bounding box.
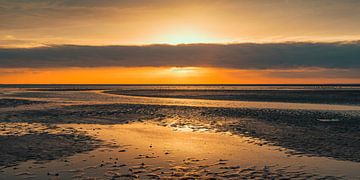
[162,33,212,44]
[154,27,222,44]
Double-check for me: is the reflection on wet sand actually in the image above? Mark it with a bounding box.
[1,101,359,163]
[2,122,359,179]
[1,87,360,179]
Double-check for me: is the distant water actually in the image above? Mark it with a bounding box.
[1,84,360,105]
[1,84,360,90]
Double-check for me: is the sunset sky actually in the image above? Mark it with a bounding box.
[1,0,360,84]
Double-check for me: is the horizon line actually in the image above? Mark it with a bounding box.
[1,83,360,86]
[3,40,360,49]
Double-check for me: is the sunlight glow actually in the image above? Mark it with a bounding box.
[153,27,224,44]
[169,67,199,75]
[1,67,359,84]
[161,34,213,44]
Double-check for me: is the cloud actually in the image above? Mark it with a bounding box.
[264,68,360,79]
[0,42,360,70]
[0,37,38,48]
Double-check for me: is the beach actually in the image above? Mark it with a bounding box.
[0,85,359,179]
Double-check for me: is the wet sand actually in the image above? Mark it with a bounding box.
[2,102,359,163]
[105,89,360,105]
[1,87,360,179]
[1,122,359,179]
[0,123,101,170]
[0,99,46,108]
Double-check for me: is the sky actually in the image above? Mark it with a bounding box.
[0,0,360,84]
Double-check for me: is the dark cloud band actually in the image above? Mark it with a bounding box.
[1,42,359,69]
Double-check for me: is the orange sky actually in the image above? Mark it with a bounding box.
[0,1,359,84]
[1,67,359,84]
[2,1,360,47]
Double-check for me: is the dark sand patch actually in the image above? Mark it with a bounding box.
[0,98,46,108]
[105,89,360,105]
[0,123,101,167]
[27,88,104,91]
[0,104,162,124]
[2,91,66,99]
